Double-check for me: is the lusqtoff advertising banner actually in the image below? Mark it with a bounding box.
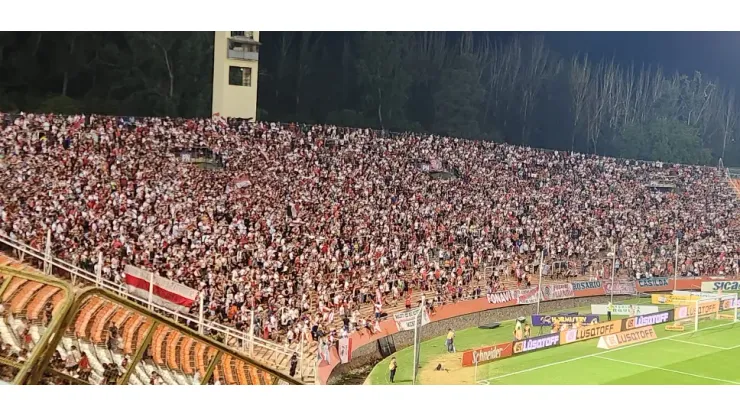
[597,326,657,350]
[512,333,560,354]
[560,320,622,344]
[621,310,673,330]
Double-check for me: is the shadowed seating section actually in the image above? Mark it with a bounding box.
[39,294,287,385]
[0,261,71,385]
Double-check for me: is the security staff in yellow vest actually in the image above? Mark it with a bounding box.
[389,357,397,383]
[607,302,614,321]
[514,320,523,340]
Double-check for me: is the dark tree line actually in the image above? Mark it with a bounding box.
[1,31,738,166]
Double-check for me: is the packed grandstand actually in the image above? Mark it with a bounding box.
[0,112,738,384]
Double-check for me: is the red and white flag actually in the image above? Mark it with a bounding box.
[124,265,198,314]
[338,337,352,364]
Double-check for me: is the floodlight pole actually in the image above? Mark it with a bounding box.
[610,253,616,304]
[673,238,679,291]
[536,248,544,315]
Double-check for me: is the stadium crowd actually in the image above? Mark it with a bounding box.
[0,112,738,350]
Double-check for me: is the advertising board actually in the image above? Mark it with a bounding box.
[512,333,560,354]
[590,304,659,316]
[597,326,657,350]
[622,310,673,331]
[461,342,513,367]
[701,281,740,292]
[560,320,622,344]
[531,314,599,327]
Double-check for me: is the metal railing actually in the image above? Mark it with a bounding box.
[0,232,307,380]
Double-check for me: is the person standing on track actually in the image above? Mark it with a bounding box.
[446,329,455,353]
[607,302,613,321]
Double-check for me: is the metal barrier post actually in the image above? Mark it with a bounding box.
[198,295,205,335]
[298,335,305,379]
[96,252,103,287]
[249,310,255,357]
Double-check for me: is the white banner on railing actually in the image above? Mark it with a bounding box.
[541,283,575,301]
[124,265,198,314]
[672,290,719,298]
[393,307,430,332]
[604,280,636,295]
[591,304,659,316]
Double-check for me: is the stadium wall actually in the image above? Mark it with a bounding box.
[318,276,733,384]
[325,295,630,384]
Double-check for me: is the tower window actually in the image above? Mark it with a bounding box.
[228,66,252,87]
[230,31,254,39]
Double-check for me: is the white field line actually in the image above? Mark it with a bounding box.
[593,356,740,385]
[477,320,739,385]
[667,339,730,350]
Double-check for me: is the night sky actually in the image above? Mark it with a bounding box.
[536,32,740,88]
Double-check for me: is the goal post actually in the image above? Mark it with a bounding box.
[671,293,738,332]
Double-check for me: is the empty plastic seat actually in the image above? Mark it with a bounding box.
[90,303,118,344]
[1,278,26,303]
[10,281,43,314]
[74,297,103,339]
[166,332,182,370]
[179,336,194,375]
[26,286,59,322]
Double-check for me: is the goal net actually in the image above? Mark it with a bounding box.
[670,293,738,332]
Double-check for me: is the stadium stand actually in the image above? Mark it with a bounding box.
[1,255,295,385]
[0,259,74,384]
[1,112,739,383]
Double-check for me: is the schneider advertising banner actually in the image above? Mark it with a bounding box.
[461,342,513,367]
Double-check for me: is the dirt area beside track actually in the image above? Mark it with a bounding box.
[418,352,478,385]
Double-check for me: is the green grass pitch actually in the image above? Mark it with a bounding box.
[366,297,740,385]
